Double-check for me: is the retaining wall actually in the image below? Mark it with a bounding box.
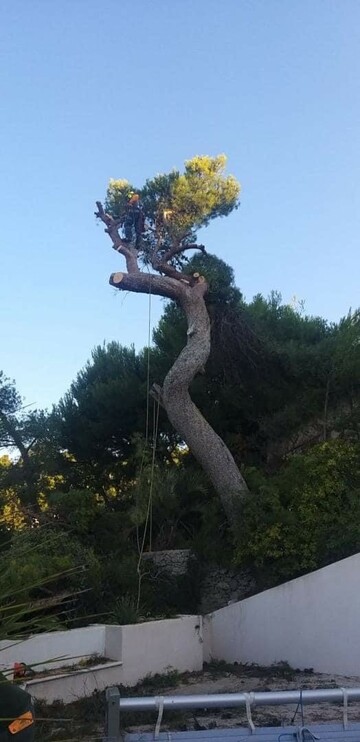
[0,617,203,703]
[204,552,360,675]
[0,625,106,672]
[116,615,203,686]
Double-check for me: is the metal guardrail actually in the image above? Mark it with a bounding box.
[104,686,360,741]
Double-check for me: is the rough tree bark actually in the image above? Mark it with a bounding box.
[95,202,249,525]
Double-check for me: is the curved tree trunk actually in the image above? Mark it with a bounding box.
[109,270,249,525]
[96,202,250,527]
[162,284,249,524]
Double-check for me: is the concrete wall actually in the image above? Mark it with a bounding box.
[105,625,122,661]
[119,615,203,686]
[204,552,360,675]
[0,617,203,701]
[0,625,106,672]
[25,661,123,704]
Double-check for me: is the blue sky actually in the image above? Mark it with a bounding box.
[1,0,359,410]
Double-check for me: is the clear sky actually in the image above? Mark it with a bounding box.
[1,0,359,411]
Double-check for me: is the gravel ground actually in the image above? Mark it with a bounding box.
[123,665,360,734]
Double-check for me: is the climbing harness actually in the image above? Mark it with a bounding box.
[122,194,145,244]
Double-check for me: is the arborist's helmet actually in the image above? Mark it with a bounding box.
[128,193,140,205]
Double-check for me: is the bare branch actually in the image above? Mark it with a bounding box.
[162,242,206,263]
[95,201,140,273]
[96,202,207,282]
[151,257,194,284]
[110,271,184,302]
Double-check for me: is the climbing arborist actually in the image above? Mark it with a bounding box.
[122,193,145,245]
[0,671,35,740]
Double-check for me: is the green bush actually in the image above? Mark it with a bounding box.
[0,528,102,624]
[235,440,360,586]
[110,595,139,624]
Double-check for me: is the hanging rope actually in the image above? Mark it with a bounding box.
[145,275,152,444]
[135,271,162,611]
[291,688,305,726]
[149,396,159,552]
[136,394,160,610]
[135,274,152,556]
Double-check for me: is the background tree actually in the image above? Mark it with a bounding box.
[0,373,32,478]
[0,373,54,507]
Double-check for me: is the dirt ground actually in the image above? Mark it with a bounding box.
[35,662,360,739]
[122,662,360,735]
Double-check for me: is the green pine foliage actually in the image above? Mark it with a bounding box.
[105,155,240,262]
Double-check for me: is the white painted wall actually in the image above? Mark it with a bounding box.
[0,617,203,701]
[204,552,360,675]
[0,625,106,672]
[119,615,203,686]
[25,661,123,704]
[105,625,122,661]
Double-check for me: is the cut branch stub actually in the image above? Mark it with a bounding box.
[195,274,206,284]
[109,270,183,301]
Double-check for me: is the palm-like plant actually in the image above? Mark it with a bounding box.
[0,535,84,741]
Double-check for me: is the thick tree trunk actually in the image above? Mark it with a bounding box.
[163,284,249,525]
[110,270,249,525]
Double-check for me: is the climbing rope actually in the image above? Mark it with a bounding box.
[149,395,160,552]
[135,271,161,610]
[135,272,152,552]
[137,398,160,558]
[291,689,305,726]
[145,273,152,444]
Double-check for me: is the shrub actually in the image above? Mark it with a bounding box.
[235,440,360,586]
